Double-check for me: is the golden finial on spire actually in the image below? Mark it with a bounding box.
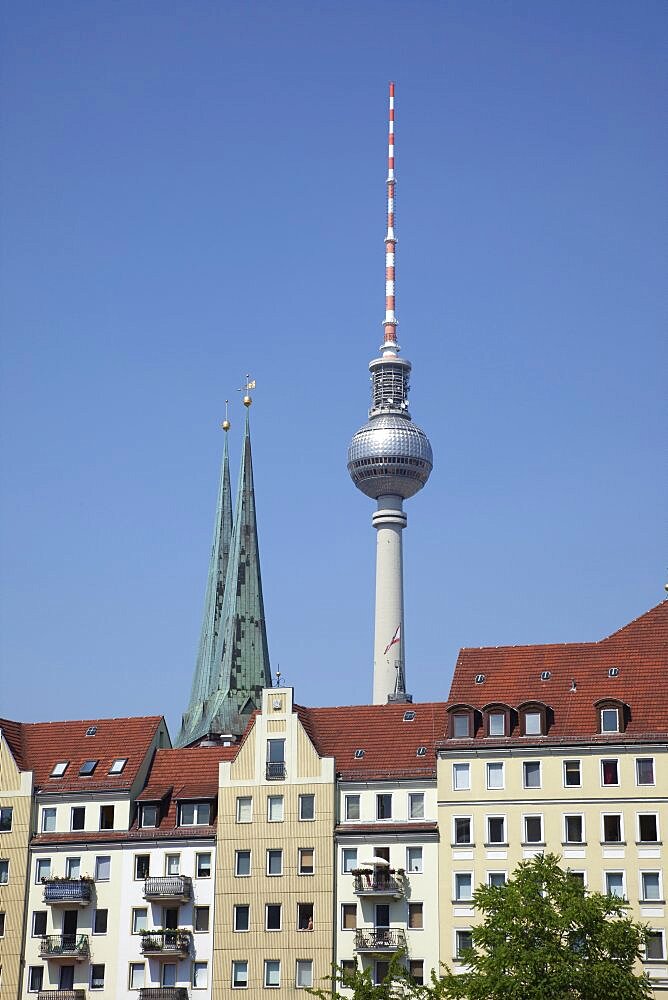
[221,399,231,432]
[238,374,256,407]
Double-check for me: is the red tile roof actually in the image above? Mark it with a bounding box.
[0,716,166,791]
[296,702,448,779]
[0,718,25,769]
[442,602,668,748]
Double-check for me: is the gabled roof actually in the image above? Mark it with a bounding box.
[443,602,668,747]
[2,716,166,791]
[296,701,448,779]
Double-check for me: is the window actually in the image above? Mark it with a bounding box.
[345,795,360,820]
[602,814,623,843]
[298,902,314,930]
[409,960,424,985]
[109,757,127,774]
[0,912,5,937]
[162,964,177,988]
[267,849,283,876]
[299,794,315,820]
[267,796,284,822]
[232,960,248,988]
[456,929,473,957]
[50,761,69,778]
[95,855,111,881]
[235,850,251,876]
[646,931,665,961]
[636,758,655,786]
[90,964,105,990]
[132,908,148,934]
[194,906,209,932]
[165,854,180,876]
[71,806,85,831]
[179,801,211,826]
[140,804,158,828]
[36,858,51,882]
[299,848,314,875]
[0,860,8,883]
[638,814,659,843]
[28,967,44,992]
[452,713,470,738]
[486,762,504,789]
[266,738,286,779]
[41,808,56,833]
[99,804,115,830]
[32,911,47,936]
[374,961,390,985]
[408,902,423,928]
[341,903,357,929]
[375,903,390,928]
[196,852,211,878]
[605,872,625,898]
[266,903,282,930]
[193,962,208,989]
[265,959,280,988]
[409,792,425,819]
[341,960,357,983]
[237,797,253,823]
[524,815,543,844]
[0,807,12,831]
[488,712,506,737]
[641,872,661,902]
[567,870,586,888]
[455,872,473,901]
[564,760,581,787]
[65,857,81,879]
[342,848,357,873]
[564,815,584,844]
[129,963,145,989]
[377,793,392,819]
[79,759,98,776]
[93,909,108,934]
[487,816,506,844]
[234,904,250,931]
[85,726,97,736]
[296,959,313,988]
[454,817,472,845]
[488,872,506,887]
[134,854,150,880]
[453,762,470,791]
[600,707,619,733]
[407,846,423,873]
[601,759,619,786]
[523,761,541,788]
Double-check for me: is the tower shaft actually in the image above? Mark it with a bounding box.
[372,496,408,704]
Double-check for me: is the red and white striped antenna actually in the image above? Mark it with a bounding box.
[382,81,399,357]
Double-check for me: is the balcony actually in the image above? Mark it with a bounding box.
[143,876,192,903]
[353,874,405,899]
[266,761,286,780]
[38,993,86,1000]
[39,934,90,961]
[43,879,93,906]
[139,991,189,1000]
[140,930,192,958]
[354,928,407,954]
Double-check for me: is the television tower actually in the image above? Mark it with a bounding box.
[348,83,433,705]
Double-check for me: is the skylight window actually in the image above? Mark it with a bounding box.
[540,671,551,681]
[79,760,98,776]
[608,667,620,678]
[474,674,486,684]
[416,746,427,757]
[50,761,69,778]
[85,726,97,737]
[108,758,127,775]
[403,711,416,722]
[354,749,365,759]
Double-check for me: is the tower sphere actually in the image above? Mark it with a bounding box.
[348,413,433,500]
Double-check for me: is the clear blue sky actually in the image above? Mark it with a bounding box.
[1,1,665,738]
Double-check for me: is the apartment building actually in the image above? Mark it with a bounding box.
[436,602,668,994]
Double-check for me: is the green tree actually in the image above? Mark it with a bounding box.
[432,853,652,1000]
[307,952,430,999]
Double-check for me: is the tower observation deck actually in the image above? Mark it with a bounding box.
[347,83,433,704]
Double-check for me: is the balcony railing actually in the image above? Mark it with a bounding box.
[138,990,189,1000]
[37,992,86,1000]
[353,874,405,899]
[43,880,93,906]
[354,928,407,954]
[143,876,192,902]
[141,930,192,957]
[266,761,286,780]
[39,934,90,960]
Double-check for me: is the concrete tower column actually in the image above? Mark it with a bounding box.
[372,495,407,704]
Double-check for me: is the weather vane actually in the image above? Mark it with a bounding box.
[238,374,256,408]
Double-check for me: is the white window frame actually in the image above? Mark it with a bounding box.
[32,910,47,937]
[523,814,544,844]
[236,796,253,823]
[564,813,585,844]
[267,795,284,823]
[600,707,619,733]
[90,964,105,991]
[235,850,251,877]
[164,853,180,876]
[298,794,315,821]
[523,710,543,735]
[345,794,360,820]
[139,804,158,829]
[41,808,56,833]
[233,904,250,932]
[453,763,470,791]
[265,903,282,931]
[264,959,281,989]
[65,856,81,879]
[640,870,662,903]
[407,900,424,929]
[486,761,504,790]
[195,852,211,878]
[636,757,655,786]
[179,801,211,826]
[604,870,626,898]
[194,905,209,933]
[70,806,85,831]
[35,858,51,883]
[454,871,473,902]
[232,960,248,989]
[408,792,425,820]
[488,711,505,737]
[128,963,146,989]
[522,761,541,789]
[341,903,357,930]
[601,813,624,844]
[266,849,283,876]
[298,847,314,875]
[0,859,9,884]
[295,959,313,989]
[486,814,507,845]
[376,793,392,820]
[567,869,587,888]
[487,871,507,887]
[601,758,620,787]
[132,907,148,934]
[453,815,472,845]
[455,928,474,958]
[563,759,581,787]
[637,813,660,843]
[645,929,666,961]
[406,846,423,873]
[192,961,208,989]
[342,848,357,874]
[95,855,111,881]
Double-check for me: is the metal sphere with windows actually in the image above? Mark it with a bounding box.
[347,414,433,500]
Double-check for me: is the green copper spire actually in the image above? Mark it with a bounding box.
[178,404,271,744]
[177,425,234,746]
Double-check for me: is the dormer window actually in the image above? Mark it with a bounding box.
[601,708,619,733]
[483,704,513,738]
[140,804,159,829]
[518,702,550,737]
[178,801,211,826]
[447,705,477,739]
[595,699,627,734]
[525,712,542,735]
